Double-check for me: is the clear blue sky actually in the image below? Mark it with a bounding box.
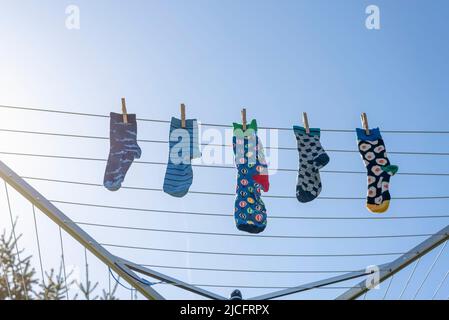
[0,0,448,300]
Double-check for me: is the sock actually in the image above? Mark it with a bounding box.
[163,117,201,197]
[293,126,329,203]
[356,127,399,213]
[252,138,270,192]
[233,119,269,234]
[103,112,142,191]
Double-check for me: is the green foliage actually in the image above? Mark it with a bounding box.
[0,226,37,300]
[36,264,74,300]
[0,222,119,300]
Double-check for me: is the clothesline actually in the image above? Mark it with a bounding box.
[76,220,444,240]
[139,264,362,274]
[2,151,449,177]
[51,199,449,220]
[27,190,390,299]
[24,197,449,300]
[2,104,449,134]
[2,103,448,299]
[101,242,405,258]
[111,269,367,290]
[2,127,449,156]
[20,175,449,200]
[157,283,360,290]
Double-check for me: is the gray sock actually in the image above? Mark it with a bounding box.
[293,126,329,203]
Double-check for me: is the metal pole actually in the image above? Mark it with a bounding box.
[0,159,226,300]
[121,259,226,300]
[248,269,372,300]
[0,160,164,299]
[336,224,449,300]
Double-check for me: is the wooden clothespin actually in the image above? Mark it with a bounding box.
[180,103,186,128]
[361,112,370,135]
[302,112,310,134]
[121,97,128,124]
[241,108,247,131]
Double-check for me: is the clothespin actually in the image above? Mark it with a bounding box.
[361,112,370,135]
[302,112,310,134]
[121,97,128,124]
[241,108,247,131]
[180,103,186,128]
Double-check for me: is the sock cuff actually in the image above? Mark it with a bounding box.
[170,117,198,130]
[356,127,382,141]
[110,112,137,124]
[293,125,321,137]
[169,117,201,160]
[233,119,258,134]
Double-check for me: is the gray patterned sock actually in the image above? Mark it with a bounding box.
[293,126,329,203]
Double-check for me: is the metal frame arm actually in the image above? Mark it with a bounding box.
[121,259,226,300]
[337,224,449,300]
[250,224,449,300]
[248,269,371,300]
[0,159,227,300]
[0,160,166,299]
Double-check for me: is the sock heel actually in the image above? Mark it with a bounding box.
[314,153,330,168]
[381,165,399,176]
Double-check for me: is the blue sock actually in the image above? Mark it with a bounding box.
[104,113,142,191]
[163,117,200,197]
[233,120,268,234]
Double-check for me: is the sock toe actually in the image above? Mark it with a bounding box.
[163,186,189,198]
[367,201,390,213]
[296,187,318,203]
[237,222,266,234]
[104,180,122,191]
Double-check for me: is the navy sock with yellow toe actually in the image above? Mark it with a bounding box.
[356,128,398,213]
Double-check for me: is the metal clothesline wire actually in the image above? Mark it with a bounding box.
[19,175,449,200]
[382,275,394,300]
[2,104,449,134]
[101,242,405,258]
[109,266,367,293]
[159,270,375,292]
[76,220,445,240]
[58,227,69,300]
[4,182,29,300]
[158,284,360,290]
[2,150,449,177]
[110,270,370,292]
[2,128,449,157]
[108,267,161,297]
[432,270,449,299]
[412,241,448,299]
[399,257,421,299]
[2,104,448,300]
[3,169,431,297]
[138,264,366,274]
[31,204,46,289]
[50,199,449,220]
